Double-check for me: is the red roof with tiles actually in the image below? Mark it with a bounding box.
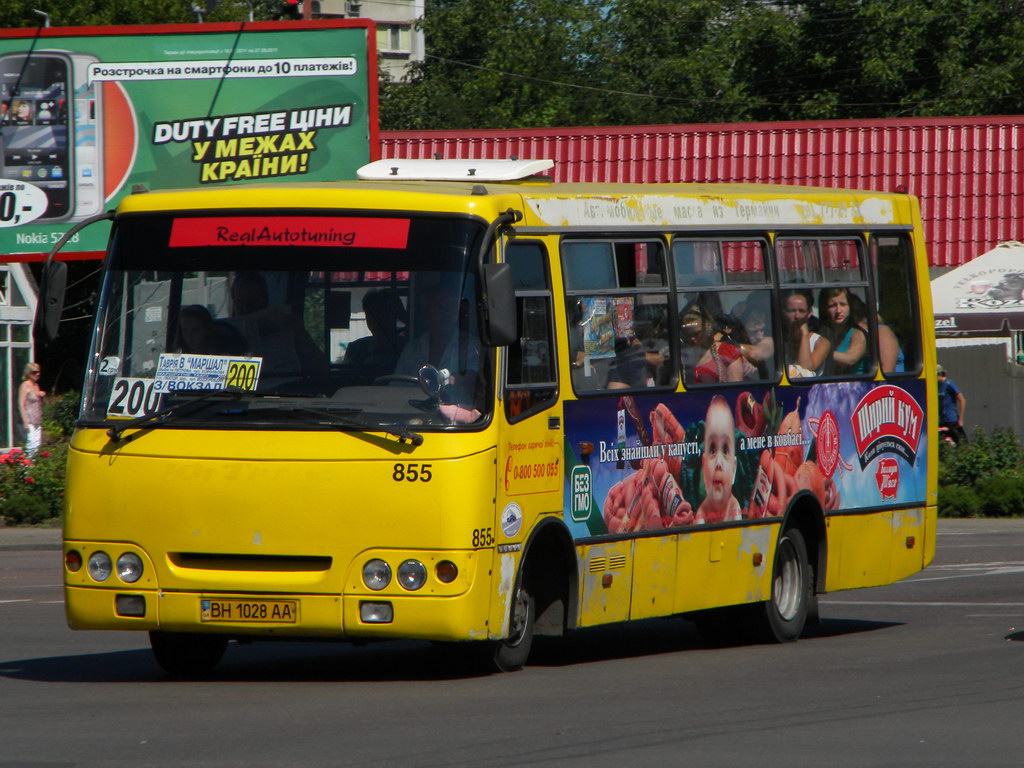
[382,116,1024,268]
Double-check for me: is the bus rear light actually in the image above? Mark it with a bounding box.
[65,550,83,572]
[115,594,146,617]
[397,560,427,591]
[360,601,393,623]
[88,551,112,582]
[362,559,391,591]
[435,560,458,583]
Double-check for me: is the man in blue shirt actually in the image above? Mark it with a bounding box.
[937,364,967,443]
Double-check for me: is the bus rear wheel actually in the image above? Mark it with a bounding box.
[755,527,811,643]
[490,578,535,672]
[149,631,228,676]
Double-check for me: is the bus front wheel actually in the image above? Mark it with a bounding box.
[149,631,228,676]
[490,578,535,672]
[756,527,812,643]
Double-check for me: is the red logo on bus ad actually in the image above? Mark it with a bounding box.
[169,216,411,249]
[851,386,923,469]
[815,410,840,478]
[874,457,900,499]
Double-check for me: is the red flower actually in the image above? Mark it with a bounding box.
[24,476,35,483]
[40,451,50,458]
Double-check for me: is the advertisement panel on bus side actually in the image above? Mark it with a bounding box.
[0,20,375,257]
[563,380,929,539]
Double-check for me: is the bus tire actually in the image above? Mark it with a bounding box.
[490,576,535,672]
[149,631,228,676]
[756,527,811,643]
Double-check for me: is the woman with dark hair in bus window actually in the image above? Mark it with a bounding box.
[679,302,745,384]
[819,287,869,375]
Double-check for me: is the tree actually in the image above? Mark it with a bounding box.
[0,0,293,28]
[381,0,1024,130]
[381,0,607,130]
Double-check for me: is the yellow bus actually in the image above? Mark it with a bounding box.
[57,158,937,674]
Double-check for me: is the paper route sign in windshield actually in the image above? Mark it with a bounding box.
[155,353,262,392]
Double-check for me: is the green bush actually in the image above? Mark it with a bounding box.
[976,473,1024,518]
[938,428,1024,488]
[42,390,80,440]
[0,443,67,526]
[937,483,982,518]
[938,428,1024,518]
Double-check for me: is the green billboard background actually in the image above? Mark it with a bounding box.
[0,20,375,257]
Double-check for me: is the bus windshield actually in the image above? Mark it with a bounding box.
[79,211,491,432]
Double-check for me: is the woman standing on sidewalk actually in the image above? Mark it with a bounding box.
[18,362,45,455]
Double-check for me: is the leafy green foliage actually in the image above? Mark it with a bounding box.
[937,428,1024,517]
[381,0,1024,130]
[43,391,80,440]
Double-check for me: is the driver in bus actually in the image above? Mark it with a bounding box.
[393,282,481,416]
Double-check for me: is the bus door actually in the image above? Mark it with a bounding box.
[491,239,563,635]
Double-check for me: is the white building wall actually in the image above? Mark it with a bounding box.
[315,0,424,82]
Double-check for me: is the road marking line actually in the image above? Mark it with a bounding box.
[0,599,32,604]
[822,600,1024,607]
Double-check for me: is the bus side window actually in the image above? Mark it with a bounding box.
[564,238,673,394]
[672,238,776,385]
[505,241,557,421]
[871,234,920,375]
[778,236,875,379]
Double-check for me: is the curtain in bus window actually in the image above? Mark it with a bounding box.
[673,241,722,286]
[776,239,823,284]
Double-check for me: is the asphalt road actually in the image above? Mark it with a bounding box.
[2,519,1024,767]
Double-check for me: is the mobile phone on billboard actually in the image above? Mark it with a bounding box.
[0,52,74,222]
[70,52,103,220]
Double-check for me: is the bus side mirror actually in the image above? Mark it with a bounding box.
[35,260,68,342]
[481,262,517,347]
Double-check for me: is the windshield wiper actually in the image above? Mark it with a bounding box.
[107,387,245,442]
[257,403,424,446]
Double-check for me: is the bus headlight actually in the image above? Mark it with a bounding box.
[397,560,427,591]
[116,552,144,583]
[362,559,391,591]
[87,551,112,582]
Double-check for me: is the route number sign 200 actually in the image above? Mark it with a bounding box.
[107,378,161,418]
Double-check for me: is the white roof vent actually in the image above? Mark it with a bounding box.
[357,158,554,182]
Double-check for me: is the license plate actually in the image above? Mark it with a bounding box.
[200,598,298,624]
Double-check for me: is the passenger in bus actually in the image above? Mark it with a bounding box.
[737,304,774,379]
[343,289,407,372]
[228,272,326,376]
[782,290,829,378]
[877,315,905,373]
[819,287,869,375]
[679,303,745,385]
[606,313,670,389]
[716,312,761,381]
[606,336,650,389]
[696,395,742,524]
[174,304,247,356]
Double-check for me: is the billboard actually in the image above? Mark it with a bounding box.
[0,20,376,258]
